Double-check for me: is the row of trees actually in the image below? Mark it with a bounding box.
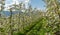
[44,0,60,35]
[0,0,60,35]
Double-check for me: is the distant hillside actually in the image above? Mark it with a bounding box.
[1,11,23,17]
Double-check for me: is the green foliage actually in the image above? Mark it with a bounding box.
[0,0,60,35]
[13,31,25,35]
[0,28,5,32]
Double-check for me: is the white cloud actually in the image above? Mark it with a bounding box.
[4,0,30,11]
[12,0,19,4]
[25,0,30,3]
[23,0,30,8]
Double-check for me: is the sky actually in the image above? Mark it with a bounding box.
[1,0,46,16]
[5,0,46,10]
[30,0,46,10]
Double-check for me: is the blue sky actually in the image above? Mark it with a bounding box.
[3,0,46,16]
[30,0,46,10]
[5,0,46,10]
